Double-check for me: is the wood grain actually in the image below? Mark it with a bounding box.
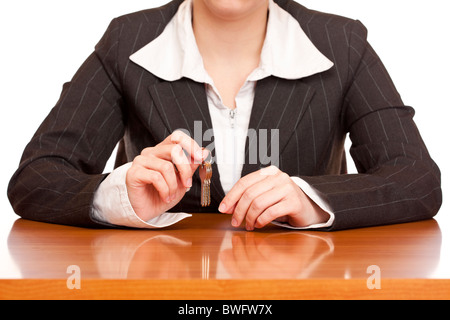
[1,214,448,300]
[1,279,449,300]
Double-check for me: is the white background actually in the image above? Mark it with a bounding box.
[0,1,448,278]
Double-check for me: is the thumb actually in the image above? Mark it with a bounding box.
[190,148,211,173]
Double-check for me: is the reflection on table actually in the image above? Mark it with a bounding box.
[6,214,442,281]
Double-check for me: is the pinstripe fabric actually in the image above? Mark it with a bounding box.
[8,0,441,230]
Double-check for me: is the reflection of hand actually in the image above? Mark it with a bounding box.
[127,235,190,279]
[126,131,209,221]
[219,166,329,230]
[219,232,329,278]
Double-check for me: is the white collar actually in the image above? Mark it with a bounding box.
[130,0,333,82]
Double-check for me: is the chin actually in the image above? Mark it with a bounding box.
[202,0,267,21]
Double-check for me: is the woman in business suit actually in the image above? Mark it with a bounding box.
[125,0,331,230]
[8,0,442,231]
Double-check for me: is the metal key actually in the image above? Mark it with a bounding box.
[199,156,212,207]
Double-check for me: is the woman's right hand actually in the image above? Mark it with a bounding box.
[125,131,209,221]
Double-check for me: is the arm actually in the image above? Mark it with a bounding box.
[219,20,441,231]
[91,162,193,229]
[300,20,442,230]
[8,18,208,228]
[7,19,125,227]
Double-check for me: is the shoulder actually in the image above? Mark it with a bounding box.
[96,0,183,54]
[114,0,183,26]
[278,0,368,43]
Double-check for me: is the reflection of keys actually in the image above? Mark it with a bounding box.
[199,159,212,207]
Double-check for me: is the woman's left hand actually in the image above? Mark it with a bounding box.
[219,166,329,230]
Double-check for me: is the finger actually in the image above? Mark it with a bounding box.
[127,165,171,203]
[170,144,194,188]
[230,234,254,270]
[230,179,276,228]
[170,130,205,164]
[189,148,209,173]
[220,167,279,214]
[244,186,286,231]
[132,155,179,199]
[254,200,291,229]
[142,144,197,188]
[172,145,210,187]
[142,144,185,162]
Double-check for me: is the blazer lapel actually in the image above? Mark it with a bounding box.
[241,77,315,176]
[148,78,226,203]
[148,78,211,134]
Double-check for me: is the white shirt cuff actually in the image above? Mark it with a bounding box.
[91,163,191,229]
[271,176,335,230]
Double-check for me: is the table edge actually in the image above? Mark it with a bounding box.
[1,278,449,300]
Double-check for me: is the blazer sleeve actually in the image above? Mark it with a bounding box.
[7,19,125,228]
[300,20,442,231]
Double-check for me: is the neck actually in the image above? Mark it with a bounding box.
[192,0,269,63]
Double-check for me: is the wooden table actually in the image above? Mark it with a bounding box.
[0,213,448,300]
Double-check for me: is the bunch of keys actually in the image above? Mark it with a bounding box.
[199,148,212,207]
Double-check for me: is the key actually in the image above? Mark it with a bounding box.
[200,161,211,207]
[206,161,212,206]
[199,150,212,207]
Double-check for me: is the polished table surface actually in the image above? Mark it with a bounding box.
[0,213,449,299]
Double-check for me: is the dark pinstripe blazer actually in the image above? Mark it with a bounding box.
[8,0,442,230]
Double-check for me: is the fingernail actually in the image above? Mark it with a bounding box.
[219,203,226,213]
[232,218,239,227]
[165,196,171,203]
[195,150,203,160]
[186,178,192,188]
[202,149,209,159]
